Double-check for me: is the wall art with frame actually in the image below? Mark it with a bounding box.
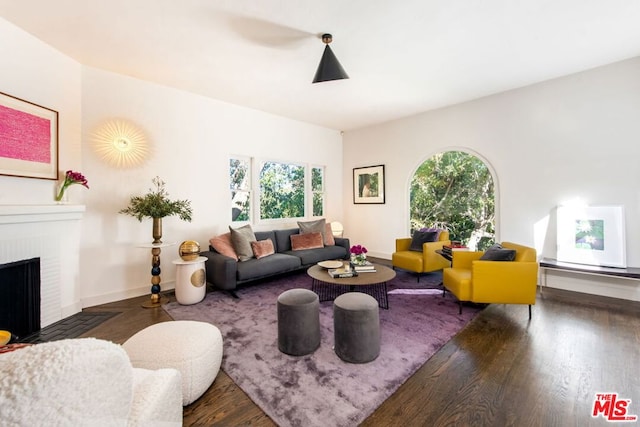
[0,91,58,180]
[353,164,385,204]
[556,205,626,268]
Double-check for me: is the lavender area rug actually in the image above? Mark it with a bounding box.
[163,269,481,427]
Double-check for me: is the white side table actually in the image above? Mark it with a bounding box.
[172,256,207,305]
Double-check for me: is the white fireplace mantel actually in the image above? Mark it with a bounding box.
[0,204,85,224]
[0,204,85,327]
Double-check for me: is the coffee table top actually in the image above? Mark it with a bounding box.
[307,262,396,285]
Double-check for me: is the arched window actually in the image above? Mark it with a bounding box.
[410,150,496,250]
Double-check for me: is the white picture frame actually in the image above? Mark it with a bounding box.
[556,205,626,268]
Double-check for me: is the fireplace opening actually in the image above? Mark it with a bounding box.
[0,257,41,340]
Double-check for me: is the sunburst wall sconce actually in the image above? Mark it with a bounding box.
[92,120,149,168]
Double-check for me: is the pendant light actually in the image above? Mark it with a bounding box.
[312,33,349,83]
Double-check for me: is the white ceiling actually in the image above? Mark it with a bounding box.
[2,0,640,131]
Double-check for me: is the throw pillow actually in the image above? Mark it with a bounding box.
[298,219,331,245]
[480,243,516,261]
[420,227,442,241]
[409,230,439,252]
[290,232,324,251]
[229,224,257,262]
[209,232,239,261]
[324,223,335,246]
[251,239,275,259]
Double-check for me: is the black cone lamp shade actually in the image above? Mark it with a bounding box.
[312,34,349,83]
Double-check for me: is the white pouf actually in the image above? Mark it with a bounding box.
[123,320,223,406]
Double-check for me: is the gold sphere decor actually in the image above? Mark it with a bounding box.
[179,240,201,261]
[92,120,149,168]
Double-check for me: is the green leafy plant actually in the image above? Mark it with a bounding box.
[119,176,193,221]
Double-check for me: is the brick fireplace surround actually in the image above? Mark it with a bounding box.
[0,205,85,328]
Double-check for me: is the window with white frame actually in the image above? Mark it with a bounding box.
[229,157,251,222]
[311,166,325,217]
[229,157,325,222]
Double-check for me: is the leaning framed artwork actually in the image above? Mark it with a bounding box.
[0,91,58,180]
[353,164,385,204]
[556,205,626,268]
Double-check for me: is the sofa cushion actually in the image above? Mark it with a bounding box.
[480,244,516,261]
[251,239,275,259]
[274,228,300,253]
[409,230,439,251]
[209,232,238,260]
[283,245,348,266]
[291,232,324,251]
[236,254,302,281]
[229,224,257,261]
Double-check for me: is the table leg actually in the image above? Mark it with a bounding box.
[142,246,164,308]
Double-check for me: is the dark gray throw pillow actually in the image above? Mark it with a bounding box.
[480,243,516,261]
[409,230,439,252]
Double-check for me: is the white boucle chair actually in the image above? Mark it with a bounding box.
[0,338,182,426]
[123,320,223,406]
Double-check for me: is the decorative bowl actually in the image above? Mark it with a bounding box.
[318,260,343,269]
[0,330,11,346]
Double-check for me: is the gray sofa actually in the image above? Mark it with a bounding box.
[202,228,350,292]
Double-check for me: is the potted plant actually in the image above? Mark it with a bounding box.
[119,176,193,243]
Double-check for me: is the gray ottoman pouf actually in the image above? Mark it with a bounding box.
[277,288,321,356]
[333,292,380,363]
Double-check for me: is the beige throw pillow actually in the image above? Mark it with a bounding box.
[298,218,332,246]
[229,224,257,261]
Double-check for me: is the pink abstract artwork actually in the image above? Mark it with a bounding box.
[0,104,51,164]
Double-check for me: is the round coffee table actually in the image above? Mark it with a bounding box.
[307,263,396,309]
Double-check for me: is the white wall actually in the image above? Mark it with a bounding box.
[343,57,640,301]
[0,18,84,315]
[0,17,82,203]
[80,67,343,307]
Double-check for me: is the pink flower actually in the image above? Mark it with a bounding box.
[55,170,89,201]
[350,245,368,255]
[63,170,89,189]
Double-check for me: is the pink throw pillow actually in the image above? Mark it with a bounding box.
[209,232,239,260]
[251,239,275,259]
[324,223,335,246]
[291,232,324,251]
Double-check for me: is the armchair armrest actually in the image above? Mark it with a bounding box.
[451,251,483,269]
[395,238,412,252]
[471,260,538,304]
[421,239,451,269]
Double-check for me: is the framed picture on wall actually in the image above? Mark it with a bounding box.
[0,91,58,180]
[353,164,385,204]
[556,205,626,268]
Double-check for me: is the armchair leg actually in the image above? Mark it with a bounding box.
[528,304,532,319]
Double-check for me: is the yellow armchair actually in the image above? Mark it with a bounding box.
[442,242,538,318]
[392,230,451,281]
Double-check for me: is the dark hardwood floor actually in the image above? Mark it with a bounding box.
[81,264,640,427]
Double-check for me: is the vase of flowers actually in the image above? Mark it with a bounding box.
[55,170,89,203]
[350,244,368,265]
[119,176,193,243]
